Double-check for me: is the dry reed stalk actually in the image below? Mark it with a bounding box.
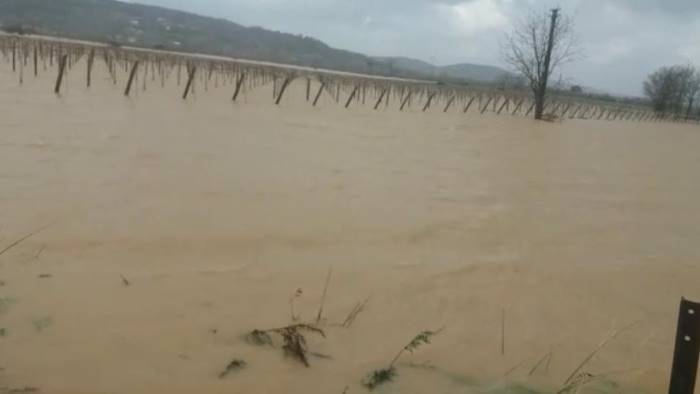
[529,350,553,376]
[341,298,369,328]
[315,268,332,324]
[501,308,506,356]
[562,321,639,385]
[0,225,51,259]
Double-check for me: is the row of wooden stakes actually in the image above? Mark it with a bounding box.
[0,34,694,123]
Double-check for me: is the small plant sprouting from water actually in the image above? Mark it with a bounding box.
[362,328,443,390]
[218,358,247,378]
[362,368,398,390]
[246,323,326,367]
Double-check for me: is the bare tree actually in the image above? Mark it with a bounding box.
[684,69,700,119]
[644,65,699,117]
[502,8,578,120]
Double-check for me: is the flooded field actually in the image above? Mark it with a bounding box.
[0,58,699,394]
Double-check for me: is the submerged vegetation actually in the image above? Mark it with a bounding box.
[362,328,444,390]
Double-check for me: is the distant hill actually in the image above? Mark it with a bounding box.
[0,0,511,83]
[440,63,512,83]
[374,56,514,83]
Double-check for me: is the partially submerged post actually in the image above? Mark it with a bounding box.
[480,97,493,114]
[443,96,456,112]
[496,98,509,115]
[54,53,68,94]
[182,64,196,100]
[312,82,326,106]
[525,102,535,117]
[33,45,38,77]
[668,298,700,394]
[399,91,412,111]
[87,47,95,87]
[374,89,387,110]
[124,61,139,96]
[345,85,359,108]
[12,40,16,72]
[275,76,293,105]
[511,98,524,115]
[232,72,246,101]
[422,92,436,112]
[463,96,476,113]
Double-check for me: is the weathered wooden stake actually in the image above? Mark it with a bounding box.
[480,97,493,114]
[511,99,524,115]
[569,105,581,119]
[525,102,535,117]
[305,78,311,101]
[86,48,95,87]
[399,92,412,111]
[182,65,196,99]
[275,76,293,105]
[12,41,16,72]
[54,54,68,94]
[374,89,387,110]
[443,96,456,113]
[124,61,139,96]
[232,72,246,101]
[312,82,326,106]
[560,103,572,118]
[463,96,476,113]
[345,85,359,108]
[33,45,38,76]
[422,93,436,112]
[496,98,509,115]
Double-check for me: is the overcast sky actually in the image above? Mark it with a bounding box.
[134,0,700,96]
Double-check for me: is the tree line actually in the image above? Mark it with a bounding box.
[644,65,700,118]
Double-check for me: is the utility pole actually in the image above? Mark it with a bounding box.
[535,8,559,120]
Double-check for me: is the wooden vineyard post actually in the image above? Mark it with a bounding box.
[422,92,436,112]
[669,298,700,394]
[511,99,524,115]
[525,102,535,117]
[182,65,196,100]
[374,89,387,110]
[399,92,412,111]
[232,72,246,101]
[312,82,326,107]
[306,78,311,102]
[463,96,476,113]
[560,103,572,118]
[54,54,68,94]
[344,85,359,108]
[87,48,95,87]
[480,97,493,114]
[443,96,456,113]
[569,105,581,119]
[33,45,38,77]
[124,61,139,96]
[275,76,293,105]
[496,98,509,115]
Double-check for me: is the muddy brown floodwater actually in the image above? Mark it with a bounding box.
[0,58,699,394]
